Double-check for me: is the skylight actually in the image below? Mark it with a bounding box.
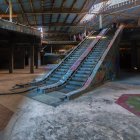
[81,0,129,23]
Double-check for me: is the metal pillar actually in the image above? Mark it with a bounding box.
[50,46,52,53]
[99,14,103,29]
[30,45,34,73]
[38,51,41,67]
[9,46,14,73]
[35,47,39,69]
[9,0,12,22]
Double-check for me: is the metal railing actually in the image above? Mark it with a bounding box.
[103,0,138,12]
[0,19,41,36]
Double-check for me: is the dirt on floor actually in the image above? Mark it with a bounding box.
[0,70,140,140]
[0,67,47,93]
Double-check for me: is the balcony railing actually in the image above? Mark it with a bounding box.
[0,19,41,36]
[102,0,139,12]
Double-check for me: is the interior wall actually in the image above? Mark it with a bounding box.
[119,27,140,72]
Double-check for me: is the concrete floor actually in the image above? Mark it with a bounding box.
[0,68,140,140]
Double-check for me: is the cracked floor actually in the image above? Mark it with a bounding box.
[0,68,140,140]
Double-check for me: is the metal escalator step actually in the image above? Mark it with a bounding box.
[72,76,87,82]
[77,70,91,75]
[69,57,78,59]
[49,77,60,81]
[48,79,59,83]
[81,64,93,68]
[86,59,98,62]
[46,81,55,85]
[87,57,100,60]
[80,67,92,71]
[92,52,102,54]
[74,73,89,78]
[52,74,62,78]
[54,71,64,75]
[62,64,72,66]
[59,88,71,93]
[68,80,84,86]
[65,84,81,91]
[69,57,77,59]
[84,58,98,64]
[87,55,98,59]
[57,69,67,72]
[85,58,98,61]
[67,58,76,61]
[55,67,69,73]
[60,66,69,69]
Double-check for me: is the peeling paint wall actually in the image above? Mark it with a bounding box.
[91,30,122,86]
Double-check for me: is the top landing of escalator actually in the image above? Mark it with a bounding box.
[0,19,40,37]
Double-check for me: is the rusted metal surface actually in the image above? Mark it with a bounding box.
[0,19,40,36]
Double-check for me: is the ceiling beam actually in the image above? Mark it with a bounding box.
[61,0,67,8]
[0,14,17,18]
[31,22,88,27]
[56,14,61,23]
[24,9,87,15]
[49,0,55,31]
[41,0,45,27]
[4,0,20,22]
[29,0,37,25]
[75,0,91,24]
[62,0,77,32]
[17,0,30,25]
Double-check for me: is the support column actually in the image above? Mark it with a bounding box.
[38,51,41,67]
[50,46,52,53]
[35,46,41,68]
[99,14,103,30]
[9,46,14,73]
[9,0,12,22]
[30,45,34,73]
[35,47,39,69]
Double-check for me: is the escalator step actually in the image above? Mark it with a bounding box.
[49,77,59,81]
[65,85,81,91]
[55,71,64,75]
[59,88,72,93]
[46,81,55,85]
[62,64,72,66]
[57,69,67,72]
[81,64,93,68]
[60,66,69,69]
[80,67,92,71]
[74,73,89,78]
[72,77,88,82]
[68,81,84,86]
[77,70,91,74]
[52,74,62,78]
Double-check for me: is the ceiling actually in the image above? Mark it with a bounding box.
[0,0,140,37]
[0,0,103,34]
[92,0,140,28]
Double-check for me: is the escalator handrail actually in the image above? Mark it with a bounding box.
[38,28,109,92]
[34,31,95,82]
[17,31,95,88]
[66,25,124,99]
